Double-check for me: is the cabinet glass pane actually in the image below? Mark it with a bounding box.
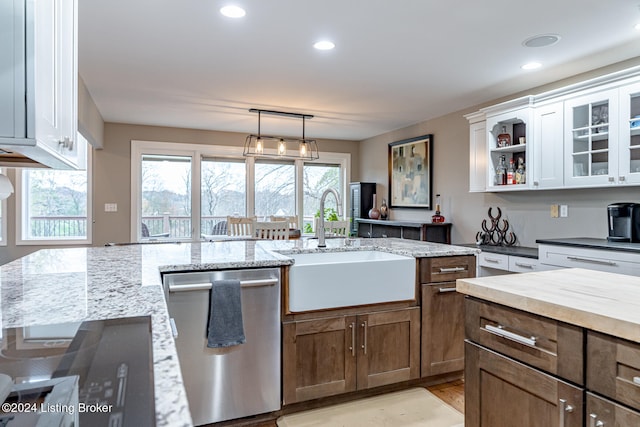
[631,148,640,174]
[573,105,589,129]
[570,100,610,178]
[630,93,640,125]
[573,154,589,176]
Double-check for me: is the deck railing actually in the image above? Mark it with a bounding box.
[29,214,314,238]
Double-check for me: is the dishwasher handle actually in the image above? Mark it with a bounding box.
[168,278,278,293]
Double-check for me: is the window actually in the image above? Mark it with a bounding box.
[141,154,193,239]
[17,151,92,245]
[201,157,246,236]
[255,160,295,219]
[303,163,341,231]
[131,140,350,241]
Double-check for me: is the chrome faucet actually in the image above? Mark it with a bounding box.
[317,188,343,248]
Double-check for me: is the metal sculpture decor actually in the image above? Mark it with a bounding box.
[475,207,517,246]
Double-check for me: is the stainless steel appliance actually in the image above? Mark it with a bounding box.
[0,317,155,426]
[163,268,281,425]
[607,202,640,242]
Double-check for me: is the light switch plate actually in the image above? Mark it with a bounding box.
[550,205,559,218]
[560,205,568,217]
[104,203,118,212]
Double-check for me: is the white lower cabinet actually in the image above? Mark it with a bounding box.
[538,244,640,276]
[478,252,555,277]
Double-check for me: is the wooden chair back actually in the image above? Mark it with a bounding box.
[227,216,256,237]
[269,215,298,229]
[255,221,289,240]
[314,218,350,237]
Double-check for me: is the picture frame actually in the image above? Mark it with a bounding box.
[388,134,433,209]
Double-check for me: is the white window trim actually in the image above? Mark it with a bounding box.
[0,168,7,246]
[15,148,93,246]
[131,140,350,242]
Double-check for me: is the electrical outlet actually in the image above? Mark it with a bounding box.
[550,205,559,218]
[104,203,118,212]
[560,205,568,217]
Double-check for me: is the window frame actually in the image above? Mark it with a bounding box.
[130,140,350,241]
[0,168,7,246]
[15,148,93,246]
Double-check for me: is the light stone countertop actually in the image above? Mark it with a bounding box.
[0,238,478,426]
[457,267,640,343]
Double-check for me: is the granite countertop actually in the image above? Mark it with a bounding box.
[536,237,640,253]
[0,238,478,426]
[355,218,451,227]
[456,268,640,343]
[459,243,539,259]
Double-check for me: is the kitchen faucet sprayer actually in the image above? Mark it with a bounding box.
[317,188,342,248]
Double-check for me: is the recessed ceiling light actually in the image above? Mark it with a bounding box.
[522,62,542,70]
[220,5,246,18]
[522,34,561,48]
[635,23,640,30]
[313,41,335,50]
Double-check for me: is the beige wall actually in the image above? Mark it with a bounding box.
[359,57,640,246]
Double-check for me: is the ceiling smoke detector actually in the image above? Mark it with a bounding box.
[522,34,561,48]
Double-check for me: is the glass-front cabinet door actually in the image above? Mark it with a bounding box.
[564,89,619,187]
[618,82,640,184]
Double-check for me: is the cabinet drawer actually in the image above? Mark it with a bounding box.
[508,256,544,273]
[465,297,584,385]
[538,244,640,276]
[587,392,640,427]
[587,331,640,410]
[419,255,475,283]
[478,252,509,270]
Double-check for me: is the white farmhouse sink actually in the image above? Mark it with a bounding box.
[287,250,416,312]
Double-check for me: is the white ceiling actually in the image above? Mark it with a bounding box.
[79,0,640,142]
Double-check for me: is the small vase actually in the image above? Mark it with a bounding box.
[379,199,388,220]
[368,194,380,219]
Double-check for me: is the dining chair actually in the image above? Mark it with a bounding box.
[227,216,256,237]
[255,221,289,240]
[314,218,350,237]
[269,215,298,229]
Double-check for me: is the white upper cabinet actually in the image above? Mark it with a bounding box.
[618,82,640,185]
[466,67,640,192]
[564,89,619,187]
[0,0,85,169]
[532,101,564,189]
[466,111,486,192]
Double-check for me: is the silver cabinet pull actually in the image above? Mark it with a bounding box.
[589,413,604,427]
[349,322,355,357]
[361,321,368,355]
[566,256,617,266]
[484,324,537,347]
[514,262,534,269]
[169,278,278,292]
[169,318,178,338]
[608,176,615,182]
[484,257,501,263]
[633,376,640,385]
[438,287,457,293]
[439,266,466,273]
[559,399,574,427]
[620,176,626,182]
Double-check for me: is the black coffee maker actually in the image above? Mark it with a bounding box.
[607,203,640,242]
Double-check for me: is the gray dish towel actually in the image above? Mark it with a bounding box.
[207,279,246,348]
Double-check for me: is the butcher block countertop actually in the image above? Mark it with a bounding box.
[456,268,640,343]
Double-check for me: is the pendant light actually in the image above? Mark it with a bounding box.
[0,173,13,200]
[243,109,320,160]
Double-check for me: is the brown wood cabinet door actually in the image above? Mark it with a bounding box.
[421,282,464,377]
[282,315,357,404]
[356,307,420,389]
[465,341,583,427]
[587,392,640,426]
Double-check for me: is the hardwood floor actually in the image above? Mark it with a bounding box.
[426,379,465,414]
[211,380,465,426]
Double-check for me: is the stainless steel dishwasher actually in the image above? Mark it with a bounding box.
[163,268,281,425]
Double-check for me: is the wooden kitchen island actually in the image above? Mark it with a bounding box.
[457,268,640,427]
